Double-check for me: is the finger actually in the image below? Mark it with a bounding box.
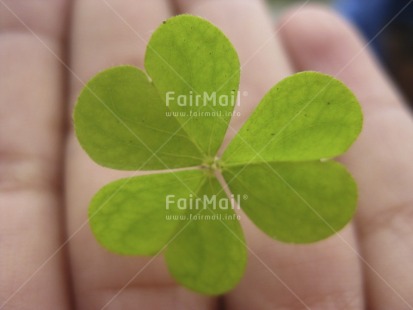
[280,6,413,309]
[66,0,216,309]
[0,0,70,308]
[68,0,170,105]
[174,1,363,309]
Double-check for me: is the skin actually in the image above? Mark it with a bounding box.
[1,0,413,309]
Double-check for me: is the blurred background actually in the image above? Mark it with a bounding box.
[268,0,330,16]
[267,0,413,108]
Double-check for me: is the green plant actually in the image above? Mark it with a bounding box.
[74,14,362,295]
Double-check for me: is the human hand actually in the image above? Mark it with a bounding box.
[1,1,413,309]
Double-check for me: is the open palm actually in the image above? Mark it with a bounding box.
[1,1,413,309]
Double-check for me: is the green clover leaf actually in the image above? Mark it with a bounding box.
[74,14,362,295]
